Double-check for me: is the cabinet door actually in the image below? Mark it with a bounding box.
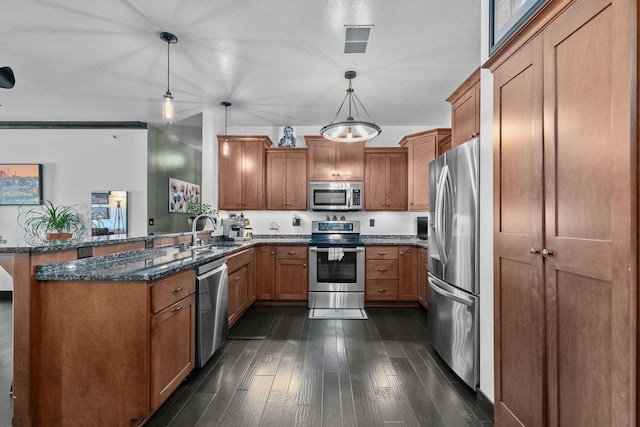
[543,2,633,425]
[365,153,387,210]
[493,36,545,427]
[336,141,365,180]
[407,135,436,211]
[451,87,478,147]
[150,294,195,412]
[266,151,288,209]
[218,141,243,210]
[241,140,265,209]
[255,246,276,299]
[275,258,307,300]
[397,246,417,300]
[307,139,336,180]
[235,265,249,316]
[417,248,428,308]
[286,151,307,209]
[385,153,407,210]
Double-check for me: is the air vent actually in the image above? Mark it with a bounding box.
[344,25,373,54]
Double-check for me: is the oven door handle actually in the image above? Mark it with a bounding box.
[309,247,364,253]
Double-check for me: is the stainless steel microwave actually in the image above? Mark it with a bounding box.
[308,181,363,211]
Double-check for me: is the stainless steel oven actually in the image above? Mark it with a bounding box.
[308,220,365,309]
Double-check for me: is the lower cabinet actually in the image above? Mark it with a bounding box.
[365,246,417,302]
[40,269,196,426]
[255,245,308,301]
[227,248,254,326]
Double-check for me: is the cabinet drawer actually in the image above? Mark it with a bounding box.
[276,246,307,259]
[366,280,398,300]
[366,259,398,279]
[366,246,398,260]
[151,270,195,314]
[227,248,253,273]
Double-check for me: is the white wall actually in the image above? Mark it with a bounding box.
[479,0,495,403]
[204,122,446,236]
[0,128,148,243]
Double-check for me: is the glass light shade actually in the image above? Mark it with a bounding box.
[222,138,229,158]
[320,120,381,143]
[163,91,174,124]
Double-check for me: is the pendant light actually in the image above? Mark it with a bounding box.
[320,71,381,142]
[221,101,231,158]
[159,31,178,124]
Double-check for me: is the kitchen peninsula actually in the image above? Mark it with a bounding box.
[1,232,427,426]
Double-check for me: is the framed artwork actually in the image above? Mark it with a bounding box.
[169,177,200,213]
[0,164,43,205]
[490,0,546,55]
[91,192,109,205]
[91,206,109,219]
[277,125,297,147]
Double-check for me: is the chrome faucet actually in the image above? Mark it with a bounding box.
[191,214,217,247]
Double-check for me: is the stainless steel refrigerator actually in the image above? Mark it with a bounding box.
[427,137,479,390]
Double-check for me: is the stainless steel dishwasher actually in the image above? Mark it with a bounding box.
[195,257,228,368]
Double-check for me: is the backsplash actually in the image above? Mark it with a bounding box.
[219,210,428,236]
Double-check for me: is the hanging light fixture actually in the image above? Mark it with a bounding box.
[159,31,178,124]
[221,101,231,158]
[320,71,381,142]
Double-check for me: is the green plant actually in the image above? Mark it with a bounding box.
[186,200,216,217]
[19,200,86,243]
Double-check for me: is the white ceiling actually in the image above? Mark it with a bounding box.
[0,0,481,133]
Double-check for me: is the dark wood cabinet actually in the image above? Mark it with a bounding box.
[447,68,480,148]
[305,135,365,181]
[227,249,254,326]
[255,245,276,300]
[397,246,417,301]
[274,246,307,300]
[400,129,450,211]
[364,148,407,211]
[490,0,636,424]
[266,148,307,210]
[218,136,271,210]
[365,246,420,302]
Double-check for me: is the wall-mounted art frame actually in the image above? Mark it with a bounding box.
[0,164,43,205]
[91,206,109,219]
[169,177,200,213]
[91,192,109,205]
[489,0,546,55]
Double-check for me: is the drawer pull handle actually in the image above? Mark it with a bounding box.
[377,268,388,272]
[171,305,184,313]
[378,289,387,293]
[171,287,184,294]
[377,252,387,255]
[287,251,297,255]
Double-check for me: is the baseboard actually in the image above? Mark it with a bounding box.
[476,389,494,422]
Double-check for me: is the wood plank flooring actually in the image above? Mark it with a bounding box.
[146,306,493,427]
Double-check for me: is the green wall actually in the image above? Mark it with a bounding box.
[147,126,202,234]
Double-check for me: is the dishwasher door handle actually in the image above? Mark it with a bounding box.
[196,263,227,280]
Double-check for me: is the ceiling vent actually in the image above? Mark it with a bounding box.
[344,25,373,54]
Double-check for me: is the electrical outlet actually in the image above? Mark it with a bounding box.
[369,218,375,227]
[148,218,154,226]
[269,221,280,230]
[292,215,300,227]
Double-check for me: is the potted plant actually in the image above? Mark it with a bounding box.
[19,200,86,243]
[186,201,217,231]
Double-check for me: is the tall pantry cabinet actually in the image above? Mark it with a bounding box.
[488,0,637,425]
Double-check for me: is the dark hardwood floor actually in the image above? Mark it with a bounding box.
[146,306,493,427]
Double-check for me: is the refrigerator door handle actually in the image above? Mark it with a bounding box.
[442,166,454,258]
[435,165,449,266]
[428,277,474,306]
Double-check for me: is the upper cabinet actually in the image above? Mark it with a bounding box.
[305,136,365,181]
[218,136,272,210]
[447,68,480,148]
[364,148,407,211]
[266,148,307,210]
[399,129,450,212]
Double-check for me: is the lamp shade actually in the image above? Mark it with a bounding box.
[163,91,174,124]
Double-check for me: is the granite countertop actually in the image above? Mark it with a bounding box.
[35,235,428,282]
